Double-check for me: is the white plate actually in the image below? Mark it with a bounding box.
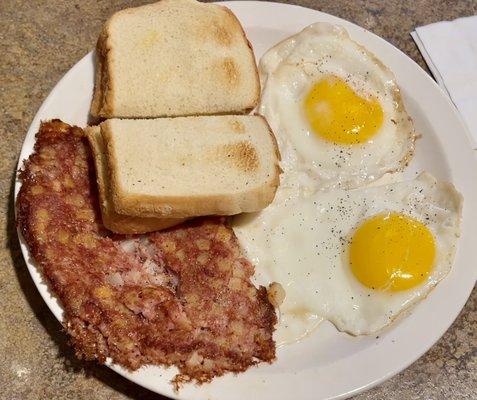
[15,2,477,399]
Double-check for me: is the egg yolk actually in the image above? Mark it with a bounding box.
[349,212,436,291]
[304,75,384,144]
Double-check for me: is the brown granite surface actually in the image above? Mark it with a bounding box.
[1,0,476,399]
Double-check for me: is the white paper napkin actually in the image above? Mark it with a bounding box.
[411,16,477,148]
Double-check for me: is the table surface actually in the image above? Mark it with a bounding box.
[1,1,476,399]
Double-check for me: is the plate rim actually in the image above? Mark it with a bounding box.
[14,2,477,400]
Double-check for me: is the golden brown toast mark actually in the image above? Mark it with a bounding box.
[230,119,245,134]
[212,21,233,46]
[196,15,233,47]
[218,58,239,87]
[221,141,259,173]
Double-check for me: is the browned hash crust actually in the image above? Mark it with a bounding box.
[16,120,276,386]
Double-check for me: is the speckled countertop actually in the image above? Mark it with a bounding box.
[1,1,476,399]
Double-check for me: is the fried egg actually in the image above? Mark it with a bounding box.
[234,173,462,342]
[258,22,415,190]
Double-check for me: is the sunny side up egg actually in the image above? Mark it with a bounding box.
[258,22,416,190]
[234,173,462,342]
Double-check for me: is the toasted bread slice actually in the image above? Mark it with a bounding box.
[101,115,280,218]
[90,0,260,118]
[86,126,184,233]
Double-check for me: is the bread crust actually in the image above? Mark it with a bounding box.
[112,184,280,218]
[101,116,281,219]
[85,126,184,232]
[90,21,115,118]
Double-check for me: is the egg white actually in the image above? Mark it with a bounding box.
[258,22,415,190]
[234,173,462,342]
